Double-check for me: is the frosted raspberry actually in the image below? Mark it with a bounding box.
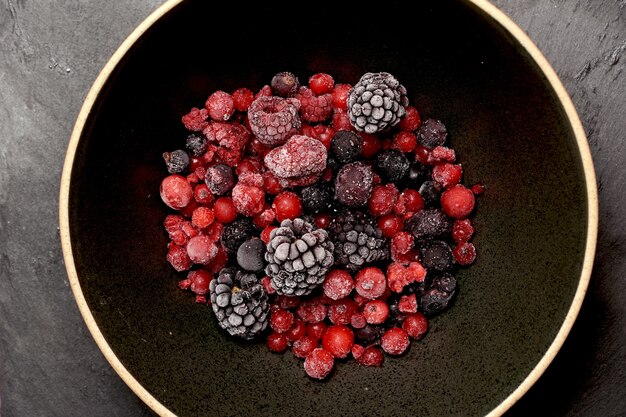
[166,242,192,272]
[247,96,301,147]
[182,107,209,132]
[295,86,332,123]
[237,171,265,188]
[275,172,322,189]
[386,261,427,293]
[263,135,327,184]
[231,183,265,217]
[202,121,250,166]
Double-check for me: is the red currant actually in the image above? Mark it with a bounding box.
[441,184,475,218]
[402,312,428,340]
[160,174,193,209]
[322,269,354,300]
[381,327,410,356]
[321,325,354,359]
[213,197,237,223]
[270,309,295,334]
[331,83,352,111]
[309,73,335,95]
[354,267,387,300]
[304,348,334,379]
[398,105,421,131]
[292,336,317,359]
[272,191,303,222]
[377,214,404,238]
[267,332,289,353]
[363,300,389,324]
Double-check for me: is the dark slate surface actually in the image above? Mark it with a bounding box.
[0,1,624,416]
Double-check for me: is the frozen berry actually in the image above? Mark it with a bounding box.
[416,118,447,149]
[377,214,404,238]
[363,300,389,324]
[292,336,317,358]
[272,191,303,222]
[392,131,417,153]
[381,327,410,356]
[296,86,333,123]
[286,319,307,342]
[401,189,424,213]
[354,267,387,300]
[418,180,441,207]
[186,133,208,157]
[160,174,193,209]
[441,184,475,219]
[331,83,352,111]
[264,135,327,185]
[331,130,362,164]
[368,184,399,217]
[213,197,238,224]
[390,231,414,263]
[322,325,354,359]
[271,71,300,97]
[428,146,456,164]
[432,163,463,189]
[374,149,409,182]
[350,313,367,329]
[162,150,190,174]
[304,348,334,379]
[398,105,421,131]
[205,90,235,121]
[405,208,453,240]
[221,218,255,253]
[453,242,477,266]
[398,294,418,314]
[452,218,474,242]
[205,164,235,195]
[232,87,254,111]
[356,346,384,366]
[402,312,428,339]
[327,298,359,325]
[421,287,455,317]
[186,235,218,265]
[193,184,213,205]
[332,110,353,131]
[296,299,327,323]
[267,332,290,353]
[322,269,354,301]
[300,184,332,214]
[167,243,192,271]
[191,206,215,229]
[420,240,454,271]
[262,171,283,195]
[360,133,382,159]
[231,183,265,217]
[386,261,427,293]
[260,225,277,244]
[188,269,212,295]
[309,73,335,95]
[270,308,295,334]
[236,237,266,272]
[334,161,374,207]
[248,96,301,146]
[354,324,384,345]
[307,322,328,340]
[182,107,209,132]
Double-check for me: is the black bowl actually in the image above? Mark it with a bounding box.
[60,0,598,416]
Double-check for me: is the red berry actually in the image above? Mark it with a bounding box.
[381,327,410,356]
[401,189,424,212]
[187,269,212,295]
[414,144,431,165]
[351,344,365,359]
[350,313,367,329]
[164,214,184,233]
[398,106,421,131]
[261,276,275,294]
[327,298,359,325]
[392,131,417,153]
[191,206,215,229]
[292,336,318,359]
[274,294,301,310]
[270,309,295,334]
[213,197,238,223]
[402,312,428,340]
[331,111,352,131]
[360,132,382,159]
[356,346,384,367]
[398,294,418,314]
[205,90,235,121]
[252,205,275,229]
[296,299,327,323]
[390,231,414,264]
[309,73,335,95]
[182,107,209,132]
[471,183,486,195]
[166,243,192,272]
[331,83,351,111]
[272,191,303,222]
[186,235,218,265]
[231,87,254,112]
[441,184,475,218]
[267,332,289,353]
[453,242,477,265]
[363,300,390,324]
[262,171,283,195]
[368,184,399,217]
[377,214,404,238]
[386,261,427,293]
[354,267,387,300]
[432,163,463,189]
[304,348,334,380]
[323,269,354,300]
[260,225,277,244]
[321,325,354,359]
[307,322,328,340]
[452,218,474,242]
[254,84,272,99]
[204,244,228,275]
[427,146,456,164]
[287,319,308,342]
[232,184,265,217]
[236,158,263,176]
[315,213,331,229]
[160,174,193,209]
[193,183,214,205]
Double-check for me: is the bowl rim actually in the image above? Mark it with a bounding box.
[58,0,599,416]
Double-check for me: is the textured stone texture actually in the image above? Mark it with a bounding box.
[0,1,624,417]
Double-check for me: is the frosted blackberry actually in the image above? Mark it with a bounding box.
[265,218,334,296]
[162,150,189,174]
[328,210,388,272]
[417,119,448,149]
[209,267,269,340]
[347,72,408,134]
[185,133,207,156]
[331,130,362,164]
[221,218,255,253]
[406,208,453,241]
[373,149,410,182]
[301,184,333,214]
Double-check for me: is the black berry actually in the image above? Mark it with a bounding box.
[416,119,447,149]
[162,149,190,174]
[331,130,362,164]
[205,164,235,195]
[237,237,266,272]
[270,71,300,97]
[373,149,409,182]
[185,133,208,156]
[301,184,333,214]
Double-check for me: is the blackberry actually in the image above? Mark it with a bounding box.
[328,210,388,272]
[209,267,269,340]
[236,237,266,272]
[420,273,457,317]
[405,208,453,241]
[265,218,335,296]
[416,119,448,149]
[374,149,410,182]
[419,180,442,207]
[334,161,374,207]
[331,130,362,164]
[420,240,454,272]
[185,133,208,157]
[221,218,255,253]
[270,71,300,97]
[162,150,189,174]
[347,72,409,134]
[205,164,235,195]
[301,184,333,214]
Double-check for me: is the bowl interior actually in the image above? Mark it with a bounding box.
[67,1,589,416]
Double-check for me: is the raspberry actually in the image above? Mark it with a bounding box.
[292,336,317,358]
[191,206,215,229]
[271,71,300,97]
[402,312,428,339]
[432,163,463,189]
[160,174,193,209]
[390,231,415,264]
[231,87,254,111]
[441,184,475,219]
[377,214,404,238]
[164,214,184,234]
[186,235,218,265]
[354,267,387,300]
[453,242,477,266]
[322,269,354,301]
[452,218,474,242]
[363,300,389,324]
[381,327,410,356]
[264,135,327,185]
[286,319,308,342]
[321,325,354,358]
[427,146,456,164]
[267,332,290,353]
[392,131,417,153]
[327,298,358,325]
[231,183,265,217]
[304,348,334,379]
[296,299,327,323]
[398,294,418,314]
[309,73,335,95]
[368,184,399,217]
[181,221,200,239]
[205,90,235,121]
[306,322,328,340]
[331,83,352,111]
[261,276,275,294]
[166,243,192,272]
[272,191,303,222]
[270,309,295,334]
[356,346,384,366]
[203,122,250,167]
[187,269,212,295]
[386,261,427,293]
[296,86,332,123]
[398,106,421,131]
[182,107,209,132]
[213,197,238,223]
[248,96,301,146]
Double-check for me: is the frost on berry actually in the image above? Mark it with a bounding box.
[264,135,327,187]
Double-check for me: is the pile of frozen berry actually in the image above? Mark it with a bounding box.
[159,70,483,380]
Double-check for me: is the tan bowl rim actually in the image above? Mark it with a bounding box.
[59,1,599,416]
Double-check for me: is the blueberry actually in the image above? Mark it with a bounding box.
[236,238,266,272]
[416,119,447,149]
[270,71,300,97]
[331,130,362,164]
[186,133,208,156]
[373,149,409,182]
[400,161,431,188]
[354,324,385,344]
[405,208,453,240]
[162,149,189,174]
[205,164,235,195]
[420,240,454,271]
[420,287,455,317]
